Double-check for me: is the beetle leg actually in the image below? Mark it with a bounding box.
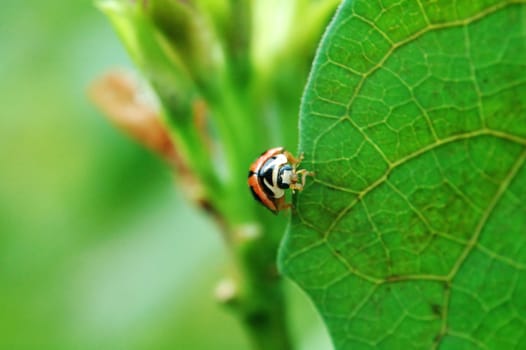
[283,151,304,167]
[275,196,292,211]
[294,169,315,188]
[290,182,303,192]
[283,151,314,191]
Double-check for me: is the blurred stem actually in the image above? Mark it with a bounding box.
[96,1,338,349]
[211,87,291,348]
[225,0,252,85]
[228,222,291,350]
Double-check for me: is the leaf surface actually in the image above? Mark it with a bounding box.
[280,1,526,348]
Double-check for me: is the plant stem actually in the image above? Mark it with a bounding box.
[228,223,292,350]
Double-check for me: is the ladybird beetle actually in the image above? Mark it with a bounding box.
[248,147,313,214]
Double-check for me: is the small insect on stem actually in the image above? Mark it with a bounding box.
[247,147,314,214]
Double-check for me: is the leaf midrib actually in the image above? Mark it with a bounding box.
[304,128,526,232]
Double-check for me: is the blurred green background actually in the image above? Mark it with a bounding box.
[0,1,330,349]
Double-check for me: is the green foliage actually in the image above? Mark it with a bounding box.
[96,1,338,349]
[97,0,339,225]
[0,1,251,348]
[281,0,526,348]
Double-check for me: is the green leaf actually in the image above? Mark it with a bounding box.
[280,1,526,349]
